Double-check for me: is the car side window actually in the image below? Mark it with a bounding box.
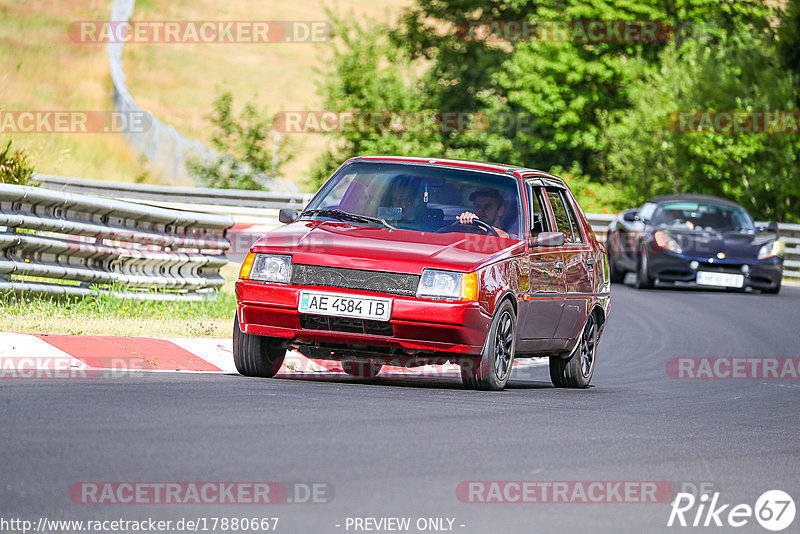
[546,189,575,243]
[528,184,551,235]
[560,191,584,243]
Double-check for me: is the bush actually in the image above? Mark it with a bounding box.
[0,140,35,186]
[188,92,292,190]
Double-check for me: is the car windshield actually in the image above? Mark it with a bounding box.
[303,161,523,239]
[651,202,756,233]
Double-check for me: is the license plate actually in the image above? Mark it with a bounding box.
[298,291,392,321]
[696,271,744,288]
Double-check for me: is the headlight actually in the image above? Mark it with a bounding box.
[758,240,784,260]
[417,270,478,301]
[240,253,292,283]
[654,231,682,254]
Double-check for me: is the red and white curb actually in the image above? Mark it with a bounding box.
[0,332,547,380]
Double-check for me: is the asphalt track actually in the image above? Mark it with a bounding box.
[2,283,799,533]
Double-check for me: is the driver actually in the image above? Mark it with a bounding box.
[457,188,509,238]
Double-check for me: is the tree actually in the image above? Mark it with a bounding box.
[188,92,291,190]
[600,22,800,222]
[310,13,445,187]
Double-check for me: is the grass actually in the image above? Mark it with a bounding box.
[125,0,412,188]
[0,0,412,187]
[0,264,239,338]
[0,0,147,182]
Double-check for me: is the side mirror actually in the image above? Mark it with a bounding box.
[279,208,299,224]
[530,231,565,247]
[766,222,779,233]
[622,211,638,223]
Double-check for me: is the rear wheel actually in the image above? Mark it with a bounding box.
[550,313,598,388]
[232,316,286,377]
[461,300,517,391]
[341,360,383,378]
[636,245,654,289]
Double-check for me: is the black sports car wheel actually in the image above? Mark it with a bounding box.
[233,316,286,377]
[636,245,654,289]
[550,312,598,388]
[461,300,516,391]
[609,253,626,284]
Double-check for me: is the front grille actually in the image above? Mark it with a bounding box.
[698,264,744,275]
[300,314,394,336]
[291,264,419,297]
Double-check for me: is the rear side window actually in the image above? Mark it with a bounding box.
[546,190,575,243]
[528,184,551,234]
[561,192,584,243]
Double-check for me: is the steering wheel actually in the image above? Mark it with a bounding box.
[438,219,500,237]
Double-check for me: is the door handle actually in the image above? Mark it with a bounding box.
[587,257,595,271]
[555,261,564,272]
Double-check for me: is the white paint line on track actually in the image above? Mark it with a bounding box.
[1,333,549,381]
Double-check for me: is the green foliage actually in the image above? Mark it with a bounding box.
[188,92,292,190]
[0,139,35,186]
[310,13,444,188]
[778,0,800,103]
[601,22,800,222]
[314,1,799,218]
[550,163,627,214]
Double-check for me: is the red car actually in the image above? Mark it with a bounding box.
[234,156,610,390]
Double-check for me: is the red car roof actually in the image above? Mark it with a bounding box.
[353,155,556,179]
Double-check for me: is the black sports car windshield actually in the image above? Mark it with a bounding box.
[304,162,523,239]
[651,202,756,233]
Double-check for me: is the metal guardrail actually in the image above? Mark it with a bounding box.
[25,176,800,282]
[36,175,313,210]
[0,184,234,301]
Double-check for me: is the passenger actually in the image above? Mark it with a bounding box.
[456,188,510,238]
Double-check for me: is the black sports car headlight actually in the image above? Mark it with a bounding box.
[654,231,682,254]
[758,240,784,260]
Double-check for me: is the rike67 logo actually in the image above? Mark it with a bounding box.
[668,490,796,531]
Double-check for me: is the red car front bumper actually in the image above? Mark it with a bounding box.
[235,280,491,355]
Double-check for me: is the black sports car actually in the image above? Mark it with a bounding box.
[606,194,784,294]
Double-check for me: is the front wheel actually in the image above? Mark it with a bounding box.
[550,313,598,388]
[461,300,517,391]
[233,316,286,377]
[636,246,654,289]
[608,253,626,284]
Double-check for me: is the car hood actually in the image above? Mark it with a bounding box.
[662,228,774,260]
[249,221,525,274]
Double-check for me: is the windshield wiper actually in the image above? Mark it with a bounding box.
[301,209,395,230]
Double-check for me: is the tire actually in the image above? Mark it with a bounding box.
[549,312,598,388]
[609,253,626,284]
[341,360,383,378]
[761,279,782,295]
[461,300,517,391]
[636,245,654,289]
[232,316,286,377]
